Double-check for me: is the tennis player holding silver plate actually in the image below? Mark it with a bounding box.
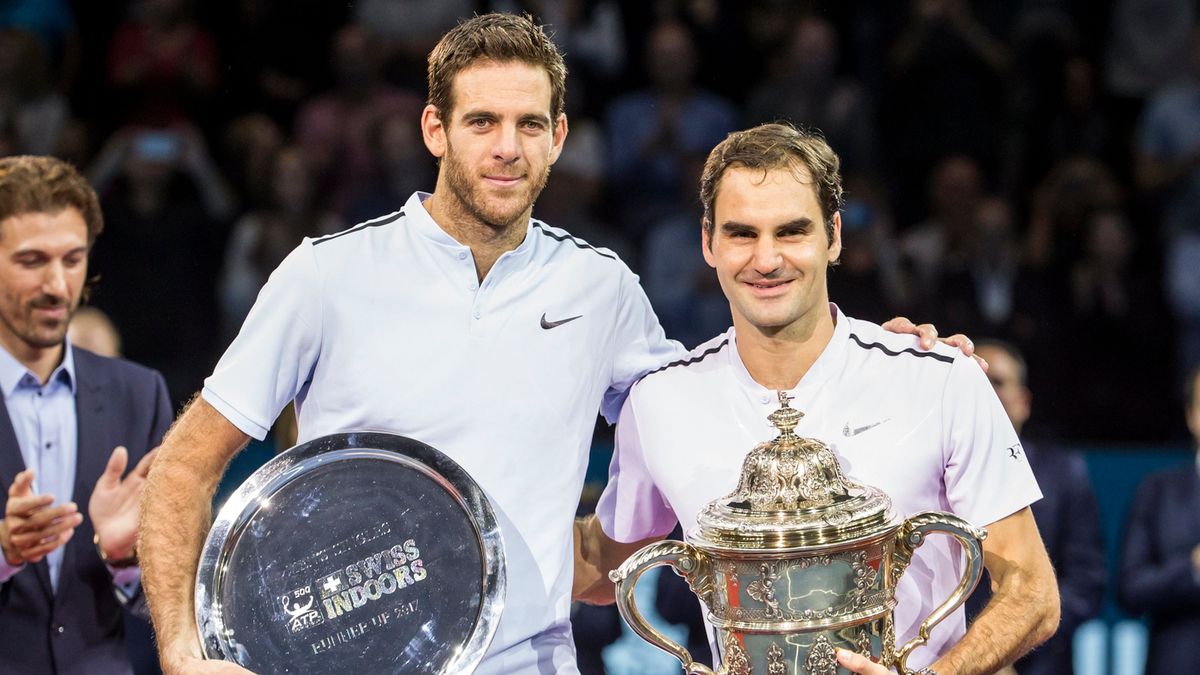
[194,432,505,674]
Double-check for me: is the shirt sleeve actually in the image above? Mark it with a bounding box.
[941,354,1042,527]
[596,392,679,542]
[202,240,324,440]
[0,559,24,583]
[600,268,685,424]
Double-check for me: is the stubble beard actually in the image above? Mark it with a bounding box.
[0,293,75,351]
[442,143,551,235]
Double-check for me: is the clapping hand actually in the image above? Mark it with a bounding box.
[88,446,156,561]
[0,470,82,565]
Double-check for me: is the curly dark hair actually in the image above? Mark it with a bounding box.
[0,155,103,244]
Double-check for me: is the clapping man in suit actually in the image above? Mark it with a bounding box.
[0,156,172,675]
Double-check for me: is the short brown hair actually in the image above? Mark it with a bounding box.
[700,123,843,245]
[427,13,568,121]
[0,155,103,244]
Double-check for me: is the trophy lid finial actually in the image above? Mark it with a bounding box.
[767,391,803,435]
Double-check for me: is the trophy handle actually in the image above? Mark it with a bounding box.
[608,540,716,675]
[890,511,988,675]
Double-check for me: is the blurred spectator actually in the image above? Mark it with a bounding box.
[1137,24,1200,379]
[604,20,737,239]
[219,112,285,211]
[827,175,911,324]
[1104,0,1195,101]
[219,145,343,342]
[538,117,631,252]
[1062,209,1174,441]
[1025,156,1124,270]
[352,0,472,89]
[0,29,69,156]
[105,0,219,128]
[966,340,1105,675]
[1118,364,1200,675]
[0,0,80,90]
[210,0,348,127]
[294,23,423,215]
[68,307,122,358]
[1048,56,1111,164]
[934,196,1059,349]
[640,153,726,349]
[886,0,1009,218]
[1003,9,1111,195]
[745,15,878,176]
[345,110,435,228]
[899,154,985,306]
[86,125,234,404]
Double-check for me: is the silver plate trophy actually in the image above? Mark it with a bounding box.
[196,432,505,674]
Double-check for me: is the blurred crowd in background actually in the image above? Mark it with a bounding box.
[2,0,1198,445]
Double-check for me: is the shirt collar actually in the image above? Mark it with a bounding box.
[0,340,76,397]
[727,302,849,397]
[404,191,536,258]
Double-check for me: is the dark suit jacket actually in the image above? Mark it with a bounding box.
[966,441,1105,675]
[0,348,171,675]
[1119,462,1200,675]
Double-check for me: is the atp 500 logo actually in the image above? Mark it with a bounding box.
[280,585,325,634]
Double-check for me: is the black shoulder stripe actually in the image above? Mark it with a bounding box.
[646,338,730,376]
[532,222,617,260]
[313,210,404,246]
[848,333,954,364]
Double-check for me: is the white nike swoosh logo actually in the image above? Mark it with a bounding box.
[843,418,890,437]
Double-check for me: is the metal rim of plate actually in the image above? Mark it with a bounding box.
[195,431,506,674]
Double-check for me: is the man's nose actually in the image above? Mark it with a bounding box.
[751,237,783,274]
[492,124,520,163]
[41,262,68,297]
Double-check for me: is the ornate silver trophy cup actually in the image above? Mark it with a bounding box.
[609,394,986,675]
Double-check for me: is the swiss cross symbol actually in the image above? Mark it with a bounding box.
[322,575,342,594]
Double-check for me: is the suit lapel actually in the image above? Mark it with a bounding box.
[57,351,109,606]
[0,397,27,491]
[0,391,56,602]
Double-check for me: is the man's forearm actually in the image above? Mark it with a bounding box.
[573,514,657,605]
[931,549,1059,674]
[139,397,249,663]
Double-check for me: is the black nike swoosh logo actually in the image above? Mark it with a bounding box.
[540,313,582,329]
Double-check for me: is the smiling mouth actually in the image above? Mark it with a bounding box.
[484,175,524,186]
[746,279,793,290]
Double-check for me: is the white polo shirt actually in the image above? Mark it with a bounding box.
[203,192,684,674]
[597,304,1041,669]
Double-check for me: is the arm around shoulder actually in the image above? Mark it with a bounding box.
[139,395,252,674]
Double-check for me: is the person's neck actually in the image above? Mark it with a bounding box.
[734,304,836,391]
[0,336,63,385]
[422,190,528,281]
